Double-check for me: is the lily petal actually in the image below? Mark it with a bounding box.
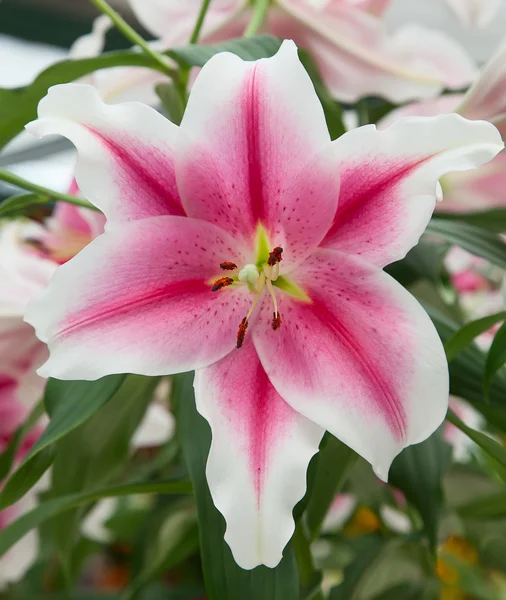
[0,221,56,317]
[321,114,503,267]
[25,84,184,225]
[378,95,463,129]
[194,341,324,569]
[442,151,506,211]
[444,0,503,27]
[25,217,250,380]
[458,38,506,141]
[274,1,475,103]
[177,40,339,266]
[253,249,448,480]
[128,0,244,42]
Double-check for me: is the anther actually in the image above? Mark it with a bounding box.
[211,277,234,292]
[272,312,282,331]
[220,261,237,271]
[268,247,283,266]
[237,317,249,348]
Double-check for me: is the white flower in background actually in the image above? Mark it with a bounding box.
[444,0,504,28]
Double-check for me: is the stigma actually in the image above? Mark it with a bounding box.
[210,247,283,348]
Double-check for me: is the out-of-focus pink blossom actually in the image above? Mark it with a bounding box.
[120,0,477,104]
[0,423,43,586]
[444,0,504,28]
[379,37,506,213]
[445,397,485,462]
[458,38,506,141]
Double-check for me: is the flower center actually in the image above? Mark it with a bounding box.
[211,246,284,348]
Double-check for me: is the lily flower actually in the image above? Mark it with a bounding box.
[24,41,503,569]
[122,0,478,103]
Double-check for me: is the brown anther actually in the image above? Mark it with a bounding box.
[237,317,249,348]
[220,261,238,271]
[24,238,50,255]
[271,312,282,331]
[211,277,234,292]
[268,246,283,266]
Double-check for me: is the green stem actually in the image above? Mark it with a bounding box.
[244,0,270,37]
[89,0,175,77]
[0,168,98,211]
[190,0,213,44]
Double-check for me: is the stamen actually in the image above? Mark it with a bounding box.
[220,261,237,271]
[237,317,249,348]
[268,246,283,266]
[265,278,279,319]
[211,277,234,292]
[272,312,282,330]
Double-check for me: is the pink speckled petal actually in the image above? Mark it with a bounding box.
[253,249,449,480]
[25,216,251,380]
[321,114,503,267]
[195,341,324,569]
[177,40,338,268]
[26,84,184,224]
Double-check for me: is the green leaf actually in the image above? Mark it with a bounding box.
[298,50,345,140]
[155,83,184,125]
[305,434,357,540]
[49,375,158,561]
[0,478,191,557]
[457,491,506,520]
[426,305,506,421]
[125,506,200,600]
[427,219,506,269]
[388,430,452,549]
[0,376,126,509]
[328,537,386,600]
[371,583,425,600]
[484,321,506,400]
[435,209,506,234]
[42,376,126,452]
[329,539,434,600]
[0,193,48,218]
[385,241,445,287]
[167,35,281,67]
[175,372,300,600]
[0,445,56,510]
[0,35,281,151]
[445,312,506,362]
[0,398,44,481]
[447,409,506,482]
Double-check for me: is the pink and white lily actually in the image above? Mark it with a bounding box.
[123,0,477,103]
[24,41,503,569]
